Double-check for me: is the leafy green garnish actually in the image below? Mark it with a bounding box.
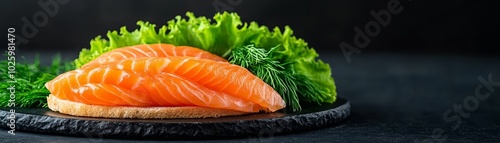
[72,11,336,111]
[0,54,74,108]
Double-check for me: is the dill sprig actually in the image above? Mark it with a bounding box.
[229,44,326,112]
[0,54,74,108]
[229,44,300,111]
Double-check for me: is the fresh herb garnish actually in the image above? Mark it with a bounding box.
[0,54,74,108]
[229,44,301,111]
[229,44,334,111]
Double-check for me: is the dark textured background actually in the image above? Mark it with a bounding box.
[1,0,499,55]
[1,0,499,142]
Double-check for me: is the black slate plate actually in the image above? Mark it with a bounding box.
[0,98,349,139]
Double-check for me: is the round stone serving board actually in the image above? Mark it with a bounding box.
[0,98,350,139]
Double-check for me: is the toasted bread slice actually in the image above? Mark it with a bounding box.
[47,94,250,119]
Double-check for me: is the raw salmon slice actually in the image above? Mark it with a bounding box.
[80,57,286,112]
[46,56,285,112]
[45,67,262,112]
[81,44,227,68]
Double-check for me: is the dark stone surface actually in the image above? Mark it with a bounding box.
[0,99,350,139]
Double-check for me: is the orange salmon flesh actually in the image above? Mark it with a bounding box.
[46,44,286,113]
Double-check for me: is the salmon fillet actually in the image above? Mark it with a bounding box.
[46,44,285,113]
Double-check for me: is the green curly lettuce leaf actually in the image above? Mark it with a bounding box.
[73,12,337,110]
